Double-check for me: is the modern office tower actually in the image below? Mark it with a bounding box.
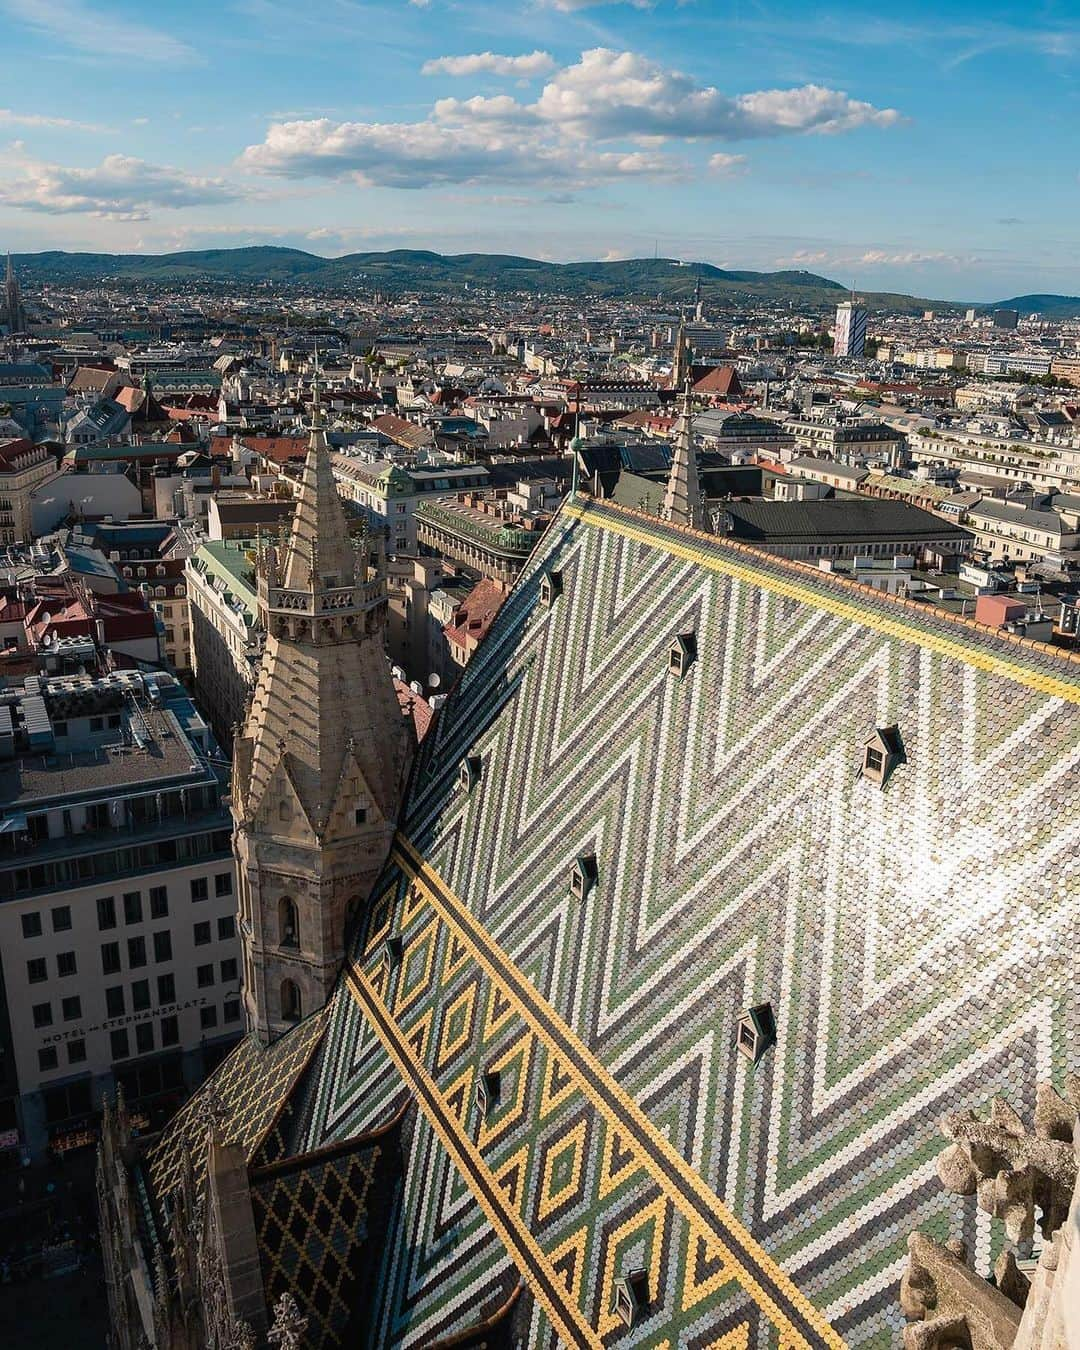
[992,307,1020,329]
[833,300,867,356]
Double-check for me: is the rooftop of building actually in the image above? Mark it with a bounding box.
[721,496,973,544]
[0,670,218,811]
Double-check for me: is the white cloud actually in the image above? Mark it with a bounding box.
[0,109,106,131]
[708,152,747,175]
[776,247,979,270]
[538,0,655,10]
[240,48,898,193]
[422,51,556,78]
[857,250,977,267]
[529,49,900,139]
[241,117,677,188]
[1,0,196,63]
[0,153,241,219]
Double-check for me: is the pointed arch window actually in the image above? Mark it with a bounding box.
[278,896,299,949]
[280,979,301,1023]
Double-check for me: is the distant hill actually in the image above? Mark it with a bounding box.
[10,246,951,313]
[988,294,1080,318]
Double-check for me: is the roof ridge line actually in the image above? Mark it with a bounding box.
[570,494,1080,672]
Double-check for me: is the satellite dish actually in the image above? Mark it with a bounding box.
[41,612,52,625]
[427,672,441,690]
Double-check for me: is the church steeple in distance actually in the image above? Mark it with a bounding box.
[232,359,413,1043]
[2,252,26,333]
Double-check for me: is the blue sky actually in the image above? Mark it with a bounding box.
[0,0,1077,301]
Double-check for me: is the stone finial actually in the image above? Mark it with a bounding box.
[268,1292,308,1350]
[193,1084,229,1144]
[937,1090,1078,1242]
[900,1232,1022,1350]
[229,1319,257,1350]
[153,1244,170,1314]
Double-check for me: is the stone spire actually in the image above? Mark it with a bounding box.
[671,312,691,392]
[233,360,413,1043]
[663,385,705,531]
[279,369,355,593]
[2,252,24,332]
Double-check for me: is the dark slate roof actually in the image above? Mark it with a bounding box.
[722,497,971,544]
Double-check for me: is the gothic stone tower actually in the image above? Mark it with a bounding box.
[232,404,412,1044]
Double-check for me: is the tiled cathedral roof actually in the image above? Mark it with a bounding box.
[167,495,1080,1345]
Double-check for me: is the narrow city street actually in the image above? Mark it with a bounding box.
[0,1152,108,1347]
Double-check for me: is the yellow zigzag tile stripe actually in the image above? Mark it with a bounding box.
[564,499,1080,705]
[342,963,602,1350]
[393,835,844,1349]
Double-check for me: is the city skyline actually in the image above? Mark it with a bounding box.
[0,0,1077,302]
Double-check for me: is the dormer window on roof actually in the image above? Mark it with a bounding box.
[459,755,482,793]
[475,1068,501,1116]
[613,1270,649,1328]
[735,1003,776,1065]
[570,854,598,902]
[860,725,905,788]
[539,568,563,607]
[669,632,697,678]
[382,935,404,973]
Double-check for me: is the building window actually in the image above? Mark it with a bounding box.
[38,1047,58,1073]
[224,999,241,1023]
[111,1029,130,1061]
[123,892,143,925]
[474,1068,501,1116]
[132,980,150,1012]
[150,887,168,919]
[190,877,208,902]
[21,913,42,939]
[62,996,81,1022]
[214,872,233,897]
[860,725,905,788]
[539,568,563,607]
[57,952,77,978]
[105,987,125,1017]
[278,897,299,949]
[97,896,117,931]
[668,632,697,679]
[153,931,172,963]
[217,915,235,941]
[200,1006,218,1030]
[194,922,211,946]
[735,1003,777,1065]
[197,964,215,989]
[127,936,147,968]
[135,1023,154,1055]
[51,905,72,933]
[613,1271,650,1329]
[101,942,121,975]
[160,1016,179,1047]
[32,1002,52,1028]
[354,806,367,825]
[459,756,482,793]
[158,973,176,1004]
[280,979,301,1023]
[569,855,599,902]
[220,958,238,983]
[67,1039,86,1065]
